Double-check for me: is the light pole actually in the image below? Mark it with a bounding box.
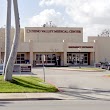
[78,47,81,68]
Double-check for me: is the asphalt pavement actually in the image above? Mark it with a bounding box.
[0,67,110,101]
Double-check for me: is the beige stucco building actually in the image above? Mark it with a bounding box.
[0,27,109,67]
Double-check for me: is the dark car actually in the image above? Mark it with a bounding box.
[100,62,108,69]
[100,62,110,70]
[101,64,107,69]
[106,63,110,70]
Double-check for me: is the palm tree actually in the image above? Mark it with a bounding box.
[4,0,20,81]
[3,0,11,76]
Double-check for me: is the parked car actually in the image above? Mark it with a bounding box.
[95,63,101,67]
[106,63,110,70]
[101,64,107,69]
[100,62,110,70]
[0,64,3,75]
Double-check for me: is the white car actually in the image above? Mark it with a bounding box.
[0,64,3,75]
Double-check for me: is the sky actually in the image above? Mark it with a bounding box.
[1,0,110,41]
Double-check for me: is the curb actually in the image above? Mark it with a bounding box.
[46,80,62,92]
[0,97,62,101]
[51,68,105,72]
[0,92,65,101]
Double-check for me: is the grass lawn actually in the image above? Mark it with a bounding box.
[79,67,105,71]
[106,75,110,77]
[0,76,58,93]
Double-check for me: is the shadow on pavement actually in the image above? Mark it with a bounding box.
[13,72,36,76]
[0,101,12,106]
[59,87,110,101]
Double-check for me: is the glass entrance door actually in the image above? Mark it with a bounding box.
[72,54,79,65]
[35,53,61,66]
[67,53,88,66]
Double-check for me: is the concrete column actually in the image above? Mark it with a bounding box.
[63,40,67,66]
[90,52,94,65]
[94,40,99,63]
[60,53,64,66]
[29,40,33,66]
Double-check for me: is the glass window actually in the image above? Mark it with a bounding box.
[17,61,20,64]
[17,58,20,60]
[17,54,20,57]
[16,53,25,64]
[67,53,88,65]
[84,54,87,56]
[36,53,57,65]
[73,54,75,57]
[84,57,87,60]
[21,54,24,57]
[84,61,87,63]
[21,58,25,60]
[21,61,25,64]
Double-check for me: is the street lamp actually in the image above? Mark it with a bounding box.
[78,47,81,68]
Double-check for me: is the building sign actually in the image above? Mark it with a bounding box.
[68,46,93,48]
[21,66,31,72]
[26,29,81,33]
[13,65,20,72]
[13,64,31,72]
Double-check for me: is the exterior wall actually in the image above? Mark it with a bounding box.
[0,28,24,44]
[90,52,94,65]
[88,36,98,42]
[0,28,5,45]
[89,37,110,63]
[0,28,5,53]
[1,27,106,66]
[96,38,110,63]
[18,42,30,52]
[33,42,63,52]
[24,27,83,43]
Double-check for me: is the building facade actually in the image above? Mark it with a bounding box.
[0,27,109,66]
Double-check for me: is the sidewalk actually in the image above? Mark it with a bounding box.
[0,93,75,101]
[1,92,110,101]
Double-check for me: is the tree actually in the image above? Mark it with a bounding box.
[3,0,11,75]
[4,0,20,81]
[98,29,110,37]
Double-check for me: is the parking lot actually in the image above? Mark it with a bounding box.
[32,67,110,100]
